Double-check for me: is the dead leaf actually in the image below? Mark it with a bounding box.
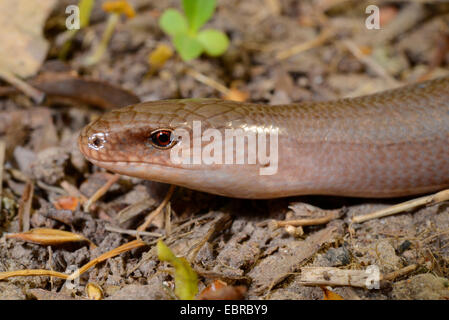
[6,228,96,248]
[223,88,249,102]
[0,269,68,281]
[53,196,79,211]
[380,6,399,27]
[148,44,173,69]
[86,283,104,300]
[198,280,246,300]
[0,0,57,78]
[102,0,136,18]
[321,286,344,300]
[29,72,140,109]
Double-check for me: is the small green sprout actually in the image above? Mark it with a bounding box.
[157,240,198,300]
[159,0,229,61]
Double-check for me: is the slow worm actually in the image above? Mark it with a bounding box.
[78,77,449,198]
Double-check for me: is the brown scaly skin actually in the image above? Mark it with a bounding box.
[78,77,449,199]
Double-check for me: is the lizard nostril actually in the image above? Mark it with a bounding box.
[92,137,102,147]
[88,133,106,150]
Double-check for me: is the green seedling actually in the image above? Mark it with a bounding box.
[157,240,198,300]
[159,0,229,61]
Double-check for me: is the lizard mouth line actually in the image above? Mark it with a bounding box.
[87,158,214,171]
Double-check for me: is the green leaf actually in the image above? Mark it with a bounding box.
[79,0,94,28]
[182,0,216,33]
[159,9,188,36]
[157,240,198,300]
[173,33,204,61]
[197,29,229,56]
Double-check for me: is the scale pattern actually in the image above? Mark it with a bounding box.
[79,77,449,198]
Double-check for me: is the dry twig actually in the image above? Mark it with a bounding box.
[271,210,342,228]
[137,185,176,231]
[352,189,449,223]
[186,68,230,96]
[299,266,379,288]
[83,174,120,212]
[18,180,34,232]
[0,69,45,103]
[383,264,418,281]
[105,225,162,238]
[343,40,401,87]
[276,28,334,60]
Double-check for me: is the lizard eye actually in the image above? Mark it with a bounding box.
[149,129,176,149]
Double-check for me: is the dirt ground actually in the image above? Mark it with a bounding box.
[0,0,448,300]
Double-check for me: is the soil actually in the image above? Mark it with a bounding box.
[0,0,448,300]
